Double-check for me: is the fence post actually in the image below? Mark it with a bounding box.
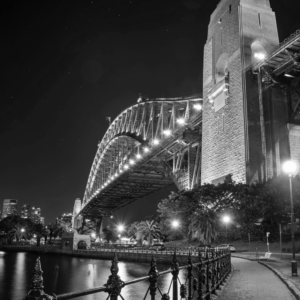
[105,252,124,300]
[216,248,220,289]
[228,249,231,274]
[205,249,211,300]
[149,256,159,300]
[23,257,56,300]
[197,249,204,299]
[210,248,216,294]
[187,251,193,300]
[171,250,179,300]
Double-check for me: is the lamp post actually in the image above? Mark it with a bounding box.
[117,224,124,244]
[254,52,267,181]
[223,216,230,244]
[283,160,298,277]
[171,220,180,248]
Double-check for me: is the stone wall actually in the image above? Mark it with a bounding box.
[288,124,300,170]
[0,245,196,265]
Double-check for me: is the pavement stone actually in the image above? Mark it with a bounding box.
[219,257,295,300]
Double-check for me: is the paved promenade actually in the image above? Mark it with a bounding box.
[220,257,295,300]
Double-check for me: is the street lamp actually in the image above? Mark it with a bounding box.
[223,216,230,244]
[117,224,124,232]
[117,224,124,244]
[283,160,298,276]
[171,220,180,248]
[21,228,25,233]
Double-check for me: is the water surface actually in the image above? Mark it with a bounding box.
[0,251,188,300]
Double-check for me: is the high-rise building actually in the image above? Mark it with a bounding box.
[21,204,31,219]
[2,199,18,218]
[40,217,45,225]
[30,207,42,224]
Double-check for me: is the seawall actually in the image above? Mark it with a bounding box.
[0,246,196,265]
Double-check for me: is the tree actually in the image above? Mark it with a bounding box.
[102,227,116,243]
[189,208,218,243]
[34,224,50,246]
[0,215,35,243]
[157,174,300,243]
[136,220,161,245]
[127,222,139,240]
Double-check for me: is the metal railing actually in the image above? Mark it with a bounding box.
[23,248,231,300]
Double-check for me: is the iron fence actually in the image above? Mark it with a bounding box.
[23,247,231,300]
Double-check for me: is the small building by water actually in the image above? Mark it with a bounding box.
[61,230,91,250]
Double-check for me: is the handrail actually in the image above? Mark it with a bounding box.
[22,247,232,300]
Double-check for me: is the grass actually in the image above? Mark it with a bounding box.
[164,239,300,253]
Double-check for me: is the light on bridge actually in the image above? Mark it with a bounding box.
[129,159,135,165]
[193,104,202,110]
[124,164,129,169]
[136,153,142,159]
[144,147,150,153]
[153,139,160,145]
[177,118,185,125]
[163,129,172,136]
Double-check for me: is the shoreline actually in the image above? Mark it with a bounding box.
[0,245,195,264]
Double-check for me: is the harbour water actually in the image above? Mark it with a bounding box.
[0,251,187,300]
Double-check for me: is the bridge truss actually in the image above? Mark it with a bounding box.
[75,95,203,232]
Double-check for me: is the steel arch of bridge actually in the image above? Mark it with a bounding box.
[80,95,203,218]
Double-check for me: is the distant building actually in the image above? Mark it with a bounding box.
[40,217,45,225]
[2,199,18,218]
[57,213,72,226]
[30,207,44,224]
[21,204,31,219]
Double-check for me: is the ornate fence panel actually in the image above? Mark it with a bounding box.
[23,248,231,300]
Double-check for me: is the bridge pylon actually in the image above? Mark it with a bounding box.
[202,0,280,184]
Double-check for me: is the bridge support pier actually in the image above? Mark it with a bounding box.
[95,216,103,241]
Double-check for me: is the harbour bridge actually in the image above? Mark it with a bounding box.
[72,0,300,237]
[73,96,203,234]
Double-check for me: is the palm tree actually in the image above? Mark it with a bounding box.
[189,208,218,244]
[136,220,161,245]
[127,222,139,240]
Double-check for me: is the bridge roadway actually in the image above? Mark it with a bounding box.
[77,96,202,219]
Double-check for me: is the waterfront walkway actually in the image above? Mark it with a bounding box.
[220,257,295,300]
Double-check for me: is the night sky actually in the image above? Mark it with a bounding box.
[1,0,300,226]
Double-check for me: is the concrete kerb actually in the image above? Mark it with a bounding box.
[233,254,300,300]
[258,261,300,300]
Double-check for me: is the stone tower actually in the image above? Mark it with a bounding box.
[201,0,279,184]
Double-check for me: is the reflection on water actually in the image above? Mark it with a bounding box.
[0,252,190,300]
